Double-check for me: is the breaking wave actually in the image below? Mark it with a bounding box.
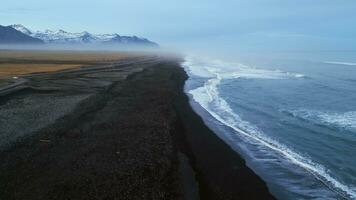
[283,109,356,132]
[324,61,356,66]
[183,56,356,199]
[184,57,305,80]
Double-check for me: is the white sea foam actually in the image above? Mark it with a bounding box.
[324,61,356,66]
[184,56,305,80]
[285,109,356,132]
[319,111,356,131]
[183,56,356,199]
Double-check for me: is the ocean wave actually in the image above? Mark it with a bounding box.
[183,56,306,80]
[283,109,356,132]
[324,61,356,66]
[183,57,356,199]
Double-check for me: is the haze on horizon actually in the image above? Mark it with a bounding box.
[1,0,356,54]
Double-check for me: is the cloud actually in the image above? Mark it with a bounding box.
[0,7,43,14]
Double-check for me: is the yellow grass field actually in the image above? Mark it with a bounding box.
[0,64,83,77]
[0,50,135,79]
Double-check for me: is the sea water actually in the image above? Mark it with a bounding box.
[183,52,356,200]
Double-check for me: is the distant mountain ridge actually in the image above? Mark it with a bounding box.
[8,24,158,47]
[0,25,44,44]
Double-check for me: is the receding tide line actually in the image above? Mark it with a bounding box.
[190,87,356,200]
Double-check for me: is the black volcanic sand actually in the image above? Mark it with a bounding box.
[0,56,275,200]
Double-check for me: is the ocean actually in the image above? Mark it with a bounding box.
[183,52,356,200]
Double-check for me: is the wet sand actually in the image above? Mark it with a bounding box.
[0,54,275,199]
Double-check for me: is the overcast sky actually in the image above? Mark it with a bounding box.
[1,0,356,51]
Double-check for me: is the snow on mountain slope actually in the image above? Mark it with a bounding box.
[10,24,158,46]
[31,29,99,44]
[0,25,43,44]
[10,24,33,35]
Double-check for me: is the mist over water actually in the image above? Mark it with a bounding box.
[2,0,356,199]
[183,52,356,200]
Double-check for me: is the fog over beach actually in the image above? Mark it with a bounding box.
[1,0,356,199]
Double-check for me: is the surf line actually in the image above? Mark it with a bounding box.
[189,73,355,200]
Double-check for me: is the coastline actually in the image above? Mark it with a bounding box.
[0,55,275,199]
[173,63,275,199]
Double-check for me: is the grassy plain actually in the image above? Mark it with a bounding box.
[0,50,134,78]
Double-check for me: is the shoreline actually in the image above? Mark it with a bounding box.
[173,65,275,199]
[0,56,275,199]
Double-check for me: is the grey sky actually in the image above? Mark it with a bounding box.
[1,0,356,51]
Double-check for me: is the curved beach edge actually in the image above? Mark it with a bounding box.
[0,55,275,200]
[173,60,276,200]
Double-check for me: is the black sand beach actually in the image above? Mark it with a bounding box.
[0,54,275,200]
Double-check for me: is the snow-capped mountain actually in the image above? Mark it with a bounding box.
[10,24,33,35]
[10,24,158,47]
[0,25,43,44]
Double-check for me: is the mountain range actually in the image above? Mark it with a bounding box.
[0,25,43,44]
[0,24,158,47]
